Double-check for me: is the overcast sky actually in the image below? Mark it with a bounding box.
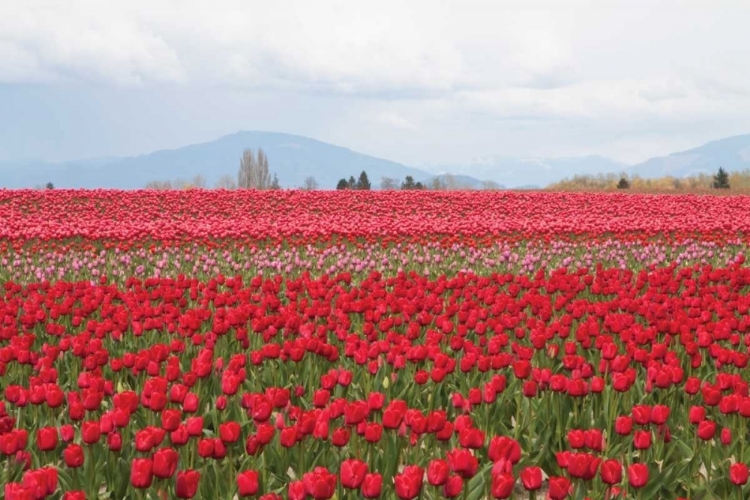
[2,0,750,166]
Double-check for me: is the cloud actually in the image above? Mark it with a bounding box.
[0,0,582,94]
[376,112,417,131]
[4,0,750,167]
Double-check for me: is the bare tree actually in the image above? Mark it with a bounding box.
[238,148,272,189]
[214,174,237,190]
[301,176,319,190]
[191,175,206,189]
[481,180,501,190]
[380,177,400,190]
[428,176,446,190]
[145,180,173,190]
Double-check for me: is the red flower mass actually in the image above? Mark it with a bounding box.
[0,189,748,498]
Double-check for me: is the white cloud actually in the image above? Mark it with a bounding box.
[376,112,417,130]
[3,0,750,165]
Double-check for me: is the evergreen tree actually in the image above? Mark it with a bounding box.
[356,171,371,190]
[348,176,356,189]
[617,178,630,189]
[713,167,730,189]
[401,175,416,190]
[45,182,54,190]
[415,182,425,190]
[336,179,349,190]
[270,173,280,190]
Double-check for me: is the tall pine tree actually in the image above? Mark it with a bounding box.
[713,167,730,189]
[356,171,371,190]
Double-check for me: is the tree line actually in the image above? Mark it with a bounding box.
[144,148,505,191]
[548,167,738,192]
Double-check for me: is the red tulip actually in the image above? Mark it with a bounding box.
[446,448,479,478]
[302,467,336,499]
[730,463,749,486]
[650,405,670,425]
[176,470,200,499]
[632,405,651,425]
[600,459,622,485]
[697,420,716,441]
[614,416,632,436]
[567,453,601,480]
[491,473,515,499]
[627,463,649,488]
[488,436,521,464]
[237,470,260,497]
[107,432,122,452]
[520,466,542,491]
[219,421,241,444]
[36,427,58,452]
[288,480,306,500]
[361,473,382,499]
[633,430,651,450]
[443,475,463,498]
[547,476,572,500]
[394,465,423,500]
[567,429,585,448]
[62,492,87,500]
[153,448,179,479]
[63,444,84,468]
[161,409,182,432]
[689,406,706,425]
[340,459,368,489]
[130,458,153,489]
[81,421,101,445]
[427,459,450,486]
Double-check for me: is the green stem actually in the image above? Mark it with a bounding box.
[88,445,97,499]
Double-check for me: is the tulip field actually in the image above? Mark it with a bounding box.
[5,190,750,500]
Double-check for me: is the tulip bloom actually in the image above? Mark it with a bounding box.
[443,475,463,498]
[520,466,542,491]
[547,476,572,500]
[130,458,154,489]
[633,430,652,450]
[361,473,382,499]
[63,444,84,468]
[81,421,101,445]
[427,459,450,486]
[237,470,260,497]
[491,473,515,499]
[219,421,241,444]
[153,448,179,479]
[627,463,649,488]
[614,416,632,436]
[36,427,58,452]
[600,459,623,485]
[176,470,200,499]
[730,462,749,486]
[62,492,87,500]
[340,459,368,489]
[394,466,423,500]
[697,420,716,441]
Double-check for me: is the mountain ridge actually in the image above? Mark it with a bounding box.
[2,131,749,189]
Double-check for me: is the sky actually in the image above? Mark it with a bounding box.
[2,0,750,167]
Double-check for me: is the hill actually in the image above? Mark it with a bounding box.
[0,132,434,189]
[629,134,750,178]
[426,155,628,188]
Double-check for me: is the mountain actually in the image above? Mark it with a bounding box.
[425,155,628,188]
[0,131,433,189]
[4,131,750,190]
[418,174,496,190]
[629,134,750,178]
